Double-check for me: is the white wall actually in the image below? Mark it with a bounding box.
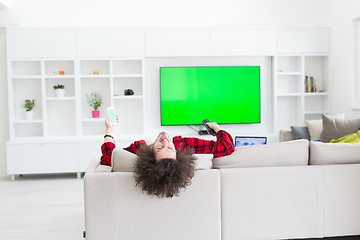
[327,0,360,118]
[1,0,328,27]
[0,0,329,177]
[0,27,8,177]
[144,57,272,138]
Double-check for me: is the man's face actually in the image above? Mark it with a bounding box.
[152,132,176,163]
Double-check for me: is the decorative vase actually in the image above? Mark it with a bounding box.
[24,111,34,120]
[92,110,100,118]
[55,89,65,98]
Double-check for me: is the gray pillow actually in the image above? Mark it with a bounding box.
[320,114,360,143]
[291,126,310,140]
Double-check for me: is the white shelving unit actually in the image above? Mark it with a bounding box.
[7,57,144,179]
[7,58,144,139]
[112,59,144,135]
[273,55,329,131]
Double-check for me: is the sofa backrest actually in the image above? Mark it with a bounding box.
[213,139,309,168]
[280,130,295,142]
[111,148,213,172]
[310,141,360,165]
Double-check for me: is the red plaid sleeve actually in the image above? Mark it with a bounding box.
[100,142,116,166]
[100,140,147,166]
[123,140,147,154]
[173,130,234,158]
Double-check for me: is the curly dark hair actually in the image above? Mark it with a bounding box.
[134,146,196,198]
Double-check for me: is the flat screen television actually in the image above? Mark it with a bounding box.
[160,66,261,125]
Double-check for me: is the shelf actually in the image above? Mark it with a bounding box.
[9,57,144,139]
[13,119,43,124]
[276,72,302,76]
[46,97,76,101]
[45,75,76,79]
[304,110,329,115]
[11,75,42,79]
[274,54,329,131]
[80,74,111,78]
[113,95,143,100]
[113,59,142,75]
[113,74,142,78]
[11,60,41,76]
[304,92,329,96]
[277,93,302,97]
[80,60,110,75]
[276,56,302,73]
[82,118,105,122]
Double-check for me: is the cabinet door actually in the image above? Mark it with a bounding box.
[6,143,78,174]
[211,29,276,56]
[145,29,210,56]
[77,29,145,57]
[6,28,77,58]
[78,143,102,172]
[277,29,329,53]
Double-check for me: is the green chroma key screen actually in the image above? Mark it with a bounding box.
[160,66,261,125]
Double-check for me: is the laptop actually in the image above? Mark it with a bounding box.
[235,136,267,147]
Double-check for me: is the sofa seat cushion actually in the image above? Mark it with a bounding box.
[111,148,213,172]
[309,141,360,165]
[213,139,309,168]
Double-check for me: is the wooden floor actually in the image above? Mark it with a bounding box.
[0,174,84,240]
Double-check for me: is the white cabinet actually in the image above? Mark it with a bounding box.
[277,29,329,54]
[273,55,329,131]
[211,29,276,56]
[145,29,210,56]
[77,29,145,57]
[78,143,102,172]
[6,28,77,58]
[6,143,78,174]
[7,141,104,175]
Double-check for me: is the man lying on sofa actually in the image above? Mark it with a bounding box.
[100,117,234,198]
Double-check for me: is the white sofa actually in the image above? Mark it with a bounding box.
[84,134,360,240]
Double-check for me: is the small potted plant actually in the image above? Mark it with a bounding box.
[24,99,35,120]
[86,92,103,118]
[53,84,65,98]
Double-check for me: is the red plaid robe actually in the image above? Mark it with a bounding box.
[100,130,234,166]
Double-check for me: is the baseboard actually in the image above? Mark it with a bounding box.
[0,167,7,177]
[293,235,360,239]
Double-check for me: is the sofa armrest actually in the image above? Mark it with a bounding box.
[84,171,115,240]
[86,158,111,174]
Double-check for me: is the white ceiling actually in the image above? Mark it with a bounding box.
[0,2,7,9]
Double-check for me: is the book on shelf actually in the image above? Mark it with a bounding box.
[304,76,317,93]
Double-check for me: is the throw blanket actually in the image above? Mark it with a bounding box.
[330,130,360,143]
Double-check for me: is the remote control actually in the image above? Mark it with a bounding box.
[202,119,216,136]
